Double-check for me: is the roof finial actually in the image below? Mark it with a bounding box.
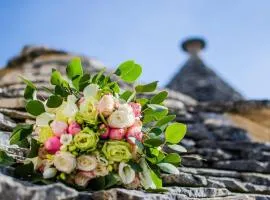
[181,37,206,56]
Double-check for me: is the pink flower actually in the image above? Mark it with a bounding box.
[78,97,85,106]
[109,128,126,140]
[67,121,81,135]
[126,120,143,144]
[50,121,68,137]
[99,124,110,139]
[129,102,142,118]
[74,171,96,187]
[44,136,61,154]
[97,94,115,117]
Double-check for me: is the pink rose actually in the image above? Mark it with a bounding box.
[97,94,115,117]
[44,136,61,154]
[74,171,96,187]
[109,128,126,140]
[129,102,142,118]
[67,121,81,135]
[50,121,68,137]
[126,120,143,144]
[99,124,110,139]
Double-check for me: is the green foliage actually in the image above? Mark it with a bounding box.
[167,144,187,153]
[163,153,181,165]
[150,169,162,188]
[120,90,136,102]
[26,100,45,116]
[157,163,179,174]
[79,73,91,91]
[46,95,63,108]
[156,115,176,127]
[127,160,143,172]
[20,76,37,100]
[150,91,168,104]
[27,139,40,158]
[135,81,158,93]
[10,124,33,148]
[144,138,163,147]
[115,60,142,83]
[66,57,83,90]
[165,123,187,144]
[14,162,34,179]
[0,150,15,166]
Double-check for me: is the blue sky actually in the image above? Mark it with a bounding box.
[1,1,269,99]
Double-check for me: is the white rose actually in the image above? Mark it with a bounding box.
[108,104,135,128]
[53,152,76,174]
[94,163,109,177]
[83,84,99,98]
[36,113,55,127]
[77,155,97,171]
[97,94,115,117]
[118,162,135,184]
[43,167,57,179]
[60,134,73,145]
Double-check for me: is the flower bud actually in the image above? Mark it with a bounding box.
[129,102,142,118]
[43,167,57,179]
[97,94,115,117]
[44,136,61,154]
[99,124,110,139]
[67,121,81,135]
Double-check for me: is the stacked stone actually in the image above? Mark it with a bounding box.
[0,46,270,200]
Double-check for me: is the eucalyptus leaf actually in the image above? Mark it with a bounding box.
[46,95,63,108]
[115,60,142,83]
[144,138,163,147]
[167,144,187,153]
[150,91,168,104]
[0,150,15,166]
[165,123,187,144]
[135,81,158,93]
[157,163,179,175]
[26,100,45,116]
[163,153,181,165]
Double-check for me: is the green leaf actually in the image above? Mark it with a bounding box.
[150,169,162,188]
[50,69,63,86]
[55,85,69,97]
[88,176,106,190]
[147,104,168,112]
[143,108,168,124]
[135,81,158,93]
[156,115,176,127]
[46,95,63,108]
[120,90,136,102]
[79,74,91,91]
[14,162,34,179]
[127,160,143,172]
[144,138,163,147]
[150,91,168,104]
[157,163,179,174]
[115,60,142,83]
[104,173,119,189]
[10,124,33,148]
[27,139,40,158]
[25,100,45,116]
[163,153,181,165]
[136,98,149,107]
[167,144,187,153]
[66,57,83,90]
[0,150,15,166]
[146,148,165,164]
[109,82,120,94]
[165,123,187,144]
[19,76,36,89]
[148,127,162,137]
[24,85,36,100]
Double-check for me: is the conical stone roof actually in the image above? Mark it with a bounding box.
[167,38,244,102]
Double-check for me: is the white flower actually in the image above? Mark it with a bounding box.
[60,134,73,145]
[53,152,76,174]
[36,113,55,127]
[43,167,57,179]
[118,162,135,184]
[108,104,135,128]
[83,84,99,98]
[94,163,109,177]
[139,158,156,189]
[76,155,97,171]
[97,94,115,117]
[62,95,78,118]
[25,157,42,170]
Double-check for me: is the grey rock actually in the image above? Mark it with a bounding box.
[0,113,16,131]
[0,108,33,120]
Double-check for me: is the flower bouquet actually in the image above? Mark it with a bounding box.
[1,58,187,191]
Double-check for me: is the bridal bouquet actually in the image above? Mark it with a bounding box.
[2,58,187,190]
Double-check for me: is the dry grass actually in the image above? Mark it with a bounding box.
[228,108,270,142]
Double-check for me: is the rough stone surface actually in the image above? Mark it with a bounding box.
[0,46,270,199]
